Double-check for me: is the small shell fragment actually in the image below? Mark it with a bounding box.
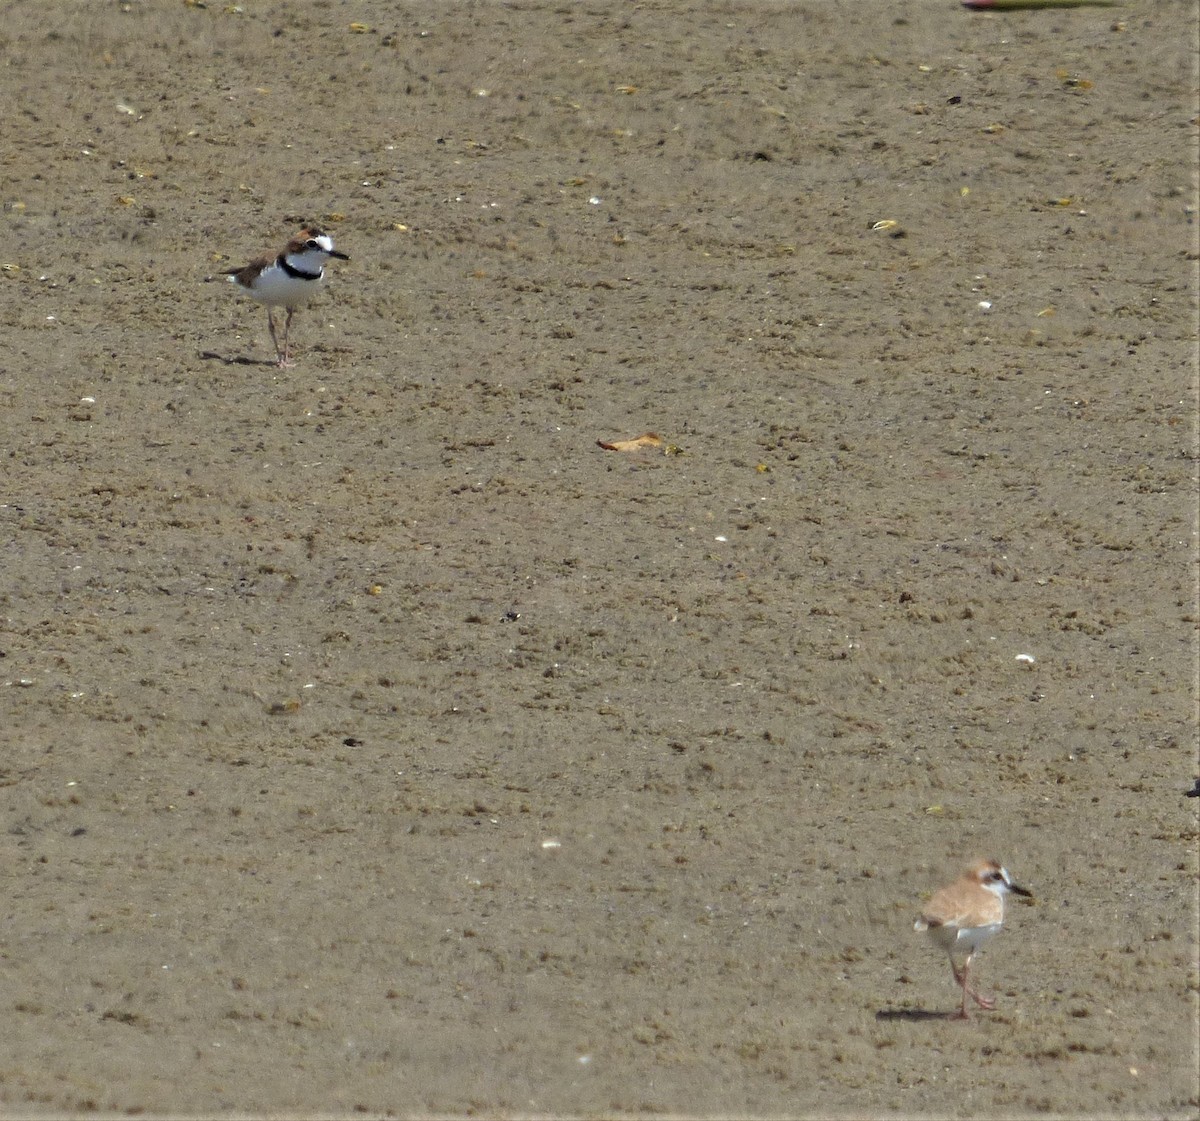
[1015,653,1036,664]
[597,432,662,452]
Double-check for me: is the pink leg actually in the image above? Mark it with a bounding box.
[952,957,995,1018]
[277,309,296,369]
[278,309,296,368]
[266,308,295,368]
[267,309,281,365]
[950,960,971,1019]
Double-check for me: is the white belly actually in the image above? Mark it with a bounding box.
[947,921,1001,956]
[234,263,323,309]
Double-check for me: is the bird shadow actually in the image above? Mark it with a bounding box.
[875,1007,961,1023]
[198,350,277,367]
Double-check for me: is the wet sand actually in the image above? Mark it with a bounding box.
[1,1,1197,1116]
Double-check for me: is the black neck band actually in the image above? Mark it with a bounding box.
[279,255,322,281]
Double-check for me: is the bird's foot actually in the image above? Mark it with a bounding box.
[970,992,996,1010]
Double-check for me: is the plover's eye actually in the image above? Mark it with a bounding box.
[305,239,320,249]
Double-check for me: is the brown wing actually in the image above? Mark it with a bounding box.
[226,253,275,286]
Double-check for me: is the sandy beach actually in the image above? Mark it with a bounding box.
[1,1,1197,1116]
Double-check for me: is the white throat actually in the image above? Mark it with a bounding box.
[282,246,329,277]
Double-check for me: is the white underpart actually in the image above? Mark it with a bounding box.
[238,248,329,309]
[948,920,1002,955]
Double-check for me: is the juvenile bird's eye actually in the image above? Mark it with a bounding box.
[306,239,320,249]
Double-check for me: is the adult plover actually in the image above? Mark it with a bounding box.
[914,858,1032,1020]
[226,227,349,367]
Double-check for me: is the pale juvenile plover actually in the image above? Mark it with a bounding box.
[914,858,1032,1020]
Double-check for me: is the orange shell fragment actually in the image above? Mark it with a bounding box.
[597,432,663,452]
